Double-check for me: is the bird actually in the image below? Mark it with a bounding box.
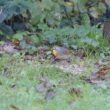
[52,45,72,61]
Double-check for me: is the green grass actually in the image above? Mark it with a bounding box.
[0,55,110,110]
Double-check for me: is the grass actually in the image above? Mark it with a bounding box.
[0,55,110,110]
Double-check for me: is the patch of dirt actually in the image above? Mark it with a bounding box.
[54,61,87,74]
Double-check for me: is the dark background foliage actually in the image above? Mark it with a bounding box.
[0,0,110,54]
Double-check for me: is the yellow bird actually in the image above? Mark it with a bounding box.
[52,46,71,60]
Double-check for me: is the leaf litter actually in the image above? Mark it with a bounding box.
[83,66,110,90]
[0,42,18,54]
[1,42,110,97]
[36,77,53,93]
[36,77,56,100]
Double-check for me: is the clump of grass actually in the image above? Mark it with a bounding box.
[0,55,110,110]
[0,55,9,71]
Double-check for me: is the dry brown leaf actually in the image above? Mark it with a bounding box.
[69,87,82,96]
[45,89,56,100]
[36,82,46,93]
[36,77,54,93]
[10,104,20,110]
[96,66,110,79]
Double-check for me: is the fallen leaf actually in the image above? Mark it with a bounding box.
[10,104,20,110]
[45,89,56,100]
[11,39,20,46]
[39,77,53,88]
[69,87,82,96]
[96,66,110,79]
[36,82,46,93]
[24,55,35,61]
[36,77,54,93]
